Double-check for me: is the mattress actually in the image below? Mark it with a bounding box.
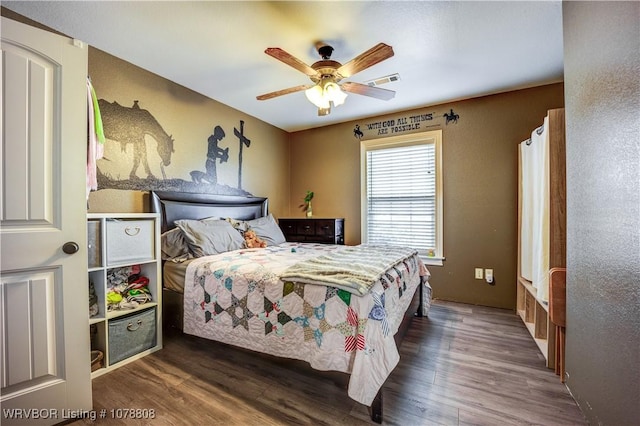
[163,259,194,293]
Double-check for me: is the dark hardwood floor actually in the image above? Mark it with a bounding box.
[76,300,587,425]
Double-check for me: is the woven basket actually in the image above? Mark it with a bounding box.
[91,350,104,372]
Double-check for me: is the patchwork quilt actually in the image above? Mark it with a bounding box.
[183,242,431,406]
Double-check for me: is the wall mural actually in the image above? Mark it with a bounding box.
[352,108,460,140]
[96,99,253,196]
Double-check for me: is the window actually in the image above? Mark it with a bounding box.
[361,130,443,265]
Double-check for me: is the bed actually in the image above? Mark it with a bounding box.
[149,190,432,423]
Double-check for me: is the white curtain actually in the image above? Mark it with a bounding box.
[520,116,550,302]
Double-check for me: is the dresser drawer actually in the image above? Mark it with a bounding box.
[296,220,316,236]
[278,220,296,236]
[278,218,344,245]
[106,219,155,266]
[314,219,337,237]
[108,307,157,365]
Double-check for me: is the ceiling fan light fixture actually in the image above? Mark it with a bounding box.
[258,42,395,115]
[305,78,348,113]
[305,84,330,109]
[324,81,347,107]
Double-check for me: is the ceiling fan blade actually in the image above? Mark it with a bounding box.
[265,48,317,77]
[337,43,394,78]
[256,84,313,101]
[341,82,395,101]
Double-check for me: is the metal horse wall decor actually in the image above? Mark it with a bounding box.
[443,109,459,125]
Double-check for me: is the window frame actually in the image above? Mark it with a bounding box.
[360,130,444,266]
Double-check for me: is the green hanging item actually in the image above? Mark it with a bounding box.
[88,78,105,144]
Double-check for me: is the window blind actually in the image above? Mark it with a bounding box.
[366,143,436,253]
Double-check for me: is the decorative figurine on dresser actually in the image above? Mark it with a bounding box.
[278,218,344,245]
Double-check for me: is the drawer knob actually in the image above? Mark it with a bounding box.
[62,241,79,254]
[127,319,143,331]
[125,227,141,236]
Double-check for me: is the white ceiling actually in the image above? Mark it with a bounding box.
[3,1,564,132]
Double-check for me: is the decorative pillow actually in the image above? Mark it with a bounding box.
[175,219,245,257]
[245,213,286,246]
[160,227,191,262]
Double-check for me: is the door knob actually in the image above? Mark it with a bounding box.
[62,241,80,254]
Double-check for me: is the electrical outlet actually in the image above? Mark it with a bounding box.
[485,269,494,283]
[475,268,483,279]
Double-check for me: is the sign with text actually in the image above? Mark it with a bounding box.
[353,109,459,140]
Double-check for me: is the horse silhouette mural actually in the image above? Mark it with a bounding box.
[98,99,175,179]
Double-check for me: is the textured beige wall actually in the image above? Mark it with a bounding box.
[289,83,565,309]
[87,48,291,218]
[563,2,640,424]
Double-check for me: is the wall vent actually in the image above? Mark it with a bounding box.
[365,73,400,87]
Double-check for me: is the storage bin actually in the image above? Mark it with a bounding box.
[87,220,101,268]
[108,307,156,365]
[106,219,155,266]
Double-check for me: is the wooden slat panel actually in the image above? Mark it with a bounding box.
[548,108,566,269]
[549,267,567,327]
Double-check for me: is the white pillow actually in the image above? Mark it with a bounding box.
[175,219,244,257]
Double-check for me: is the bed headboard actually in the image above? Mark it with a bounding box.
[150,191,268,233]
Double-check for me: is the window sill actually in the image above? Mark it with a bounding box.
[420,256,444,267]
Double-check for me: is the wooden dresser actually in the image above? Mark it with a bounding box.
[278,218,344,245]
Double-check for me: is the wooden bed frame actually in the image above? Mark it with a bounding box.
[149,190,423,423]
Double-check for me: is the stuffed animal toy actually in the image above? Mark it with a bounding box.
[244,229,267,248]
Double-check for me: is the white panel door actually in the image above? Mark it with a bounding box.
[0,17,92,425]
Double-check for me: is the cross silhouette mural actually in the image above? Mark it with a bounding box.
[235,120,251,190]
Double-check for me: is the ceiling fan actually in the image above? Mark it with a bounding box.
[256,42,395,116]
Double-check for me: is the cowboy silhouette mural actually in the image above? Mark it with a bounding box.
[191,125,229,184]
[96,98,254,196]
